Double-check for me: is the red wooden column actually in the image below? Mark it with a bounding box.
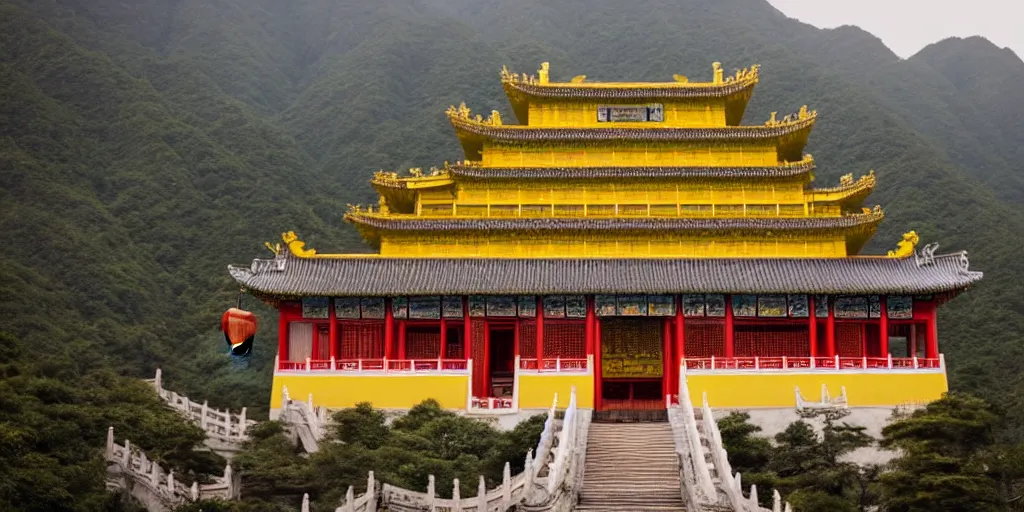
[594,318,603,410]
[925,302,939,359]
[879,297,889,357]
[825,297,836,357]
[808,296,818,358]
[463,298,472,362]
[384,299,394,359]
[662,317,673,400]
[585,297,595,359]
[483,322,492,393]
[439,317,448,360]
[674,296,685,366]
[277,308,288,367]
[398,320,407,359]
[328,299,338,362]
[536,297,545,372]
[724,295,735,358]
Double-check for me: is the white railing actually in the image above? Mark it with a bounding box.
[148,369,254,443]
[672,373,717,502]
[280,386,329,453]
[795,384,849,411]
[105,426,238,508]
[518,355,592,373]
[325,389,583,512]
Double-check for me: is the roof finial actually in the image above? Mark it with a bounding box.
[281,231,317,258]
[887,231,919,258]
[712,62,723,84]
[538,62,550,84]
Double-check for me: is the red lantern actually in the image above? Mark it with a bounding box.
[222,308,258,357]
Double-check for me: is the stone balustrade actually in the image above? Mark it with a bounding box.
[147,369,255,446]
[279,386,329,453]
[105,426,239,512]
[671,365,795,512]
[293,388,586,512]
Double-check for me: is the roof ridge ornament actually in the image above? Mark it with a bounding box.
[888,231,919,258]
[281,231,317,258]
[958,251,971,275]
[916,242,939,267]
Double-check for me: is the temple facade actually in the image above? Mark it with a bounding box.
[229,62,982,417]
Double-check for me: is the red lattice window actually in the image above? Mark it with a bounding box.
[445,324,465,359]
[835,324,863,357]
[734,323,810,357]
[684,319,726,357]
[339,322,384,359]
[543,321,586,359]
[406,326,441,359]
[518,320,537,359]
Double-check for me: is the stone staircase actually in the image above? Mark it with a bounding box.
[577,422,687,511]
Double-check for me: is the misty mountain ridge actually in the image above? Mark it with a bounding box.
[2,0,1023,434]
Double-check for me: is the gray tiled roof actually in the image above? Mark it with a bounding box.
[449,116,814,143]
[503,80,756,100]
[343,214,883,232]
[447,160,814,180]
[228,252,981,297]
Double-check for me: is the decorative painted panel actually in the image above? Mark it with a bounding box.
[393,297,408,319]
[442,296,463,318]
[543,296,567,318]
[732,295,757,317]
[595,295,617,316]
[683,294,705,317]
[469,296,486,317]
[834,296,869,319]
[706,295,726,317]
[756,295,787,317]
[408,296,441,319]
[302,297,330,319]
[648,295,675,316]
[486,296,517,317]
[887,296,913,319]
[518,296,537,317]
[814,295,829,318]
[361,298,385,319]
[616,295,648,316]
[787,295,809,318]
[566,295,587,318]
[334,297,361,319]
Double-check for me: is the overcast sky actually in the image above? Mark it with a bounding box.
[767,0,1023,59]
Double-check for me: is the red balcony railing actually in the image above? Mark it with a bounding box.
[520,357,589,372]
[683,355,943,372]
[277,357,468,373]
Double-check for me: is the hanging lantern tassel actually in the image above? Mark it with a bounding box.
[221,308,258,358]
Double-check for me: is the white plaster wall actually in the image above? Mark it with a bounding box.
[713,407,901,465]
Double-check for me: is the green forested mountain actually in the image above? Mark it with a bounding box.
[2,1,1024,500]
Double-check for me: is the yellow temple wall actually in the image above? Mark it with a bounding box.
[480,142,779,168]
[527,100,727,128]
[517,374,595,409]
[379,232,848,258]
[685,371,948,408]
[270,373,469,410]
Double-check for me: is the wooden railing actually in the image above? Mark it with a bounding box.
[683,354,943,371]
[277,355,470,373]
